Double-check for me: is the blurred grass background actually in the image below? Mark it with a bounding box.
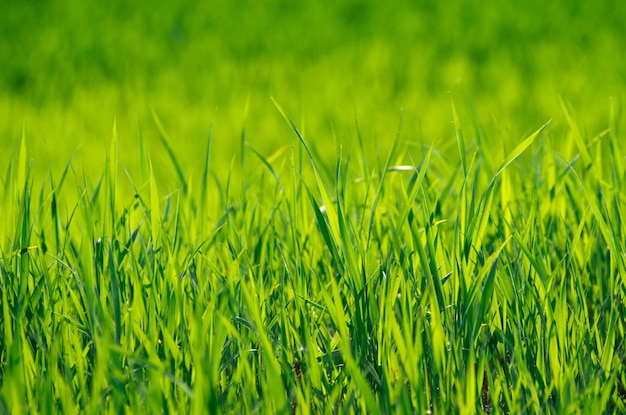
[1,0,624,185]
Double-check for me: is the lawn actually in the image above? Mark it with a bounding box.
[1,0,625,413]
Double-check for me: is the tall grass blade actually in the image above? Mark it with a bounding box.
[451,99,467,176]
[149,157,161,248]
[108,241,122,344]
[492,120,551,183]
[152,109,188,194]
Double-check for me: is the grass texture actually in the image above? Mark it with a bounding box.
[2,0,626,413]
[1,100,625,413]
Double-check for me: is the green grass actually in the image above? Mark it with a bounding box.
[2,0,626,413]
[1,100,625,413]
[2,0,625,180]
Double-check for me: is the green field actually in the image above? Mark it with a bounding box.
[1,1,626,413]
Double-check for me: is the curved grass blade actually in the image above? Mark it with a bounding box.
[152,109,188,194]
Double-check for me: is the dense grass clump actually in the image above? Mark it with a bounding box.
[1,102,625,413]
[1,0,625,412]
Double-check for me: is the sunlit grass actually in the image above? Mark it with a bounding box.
[1,100,624,413]
[2,0,625,412]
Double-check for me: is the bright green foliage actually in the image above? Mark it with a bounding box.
[1,104,625,413]
[1,0,625,180]
[1,0,626,413]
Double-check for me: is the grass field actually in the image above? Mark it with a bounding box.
[1,1,626,413]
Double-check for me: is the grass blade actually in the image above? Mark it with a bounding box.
[152,109,188,194]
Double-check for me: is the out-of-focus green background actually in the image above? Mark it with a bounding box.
[2,0,624,184]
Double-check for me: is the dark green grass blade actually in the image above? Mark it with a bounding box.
[108,241,122,344]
